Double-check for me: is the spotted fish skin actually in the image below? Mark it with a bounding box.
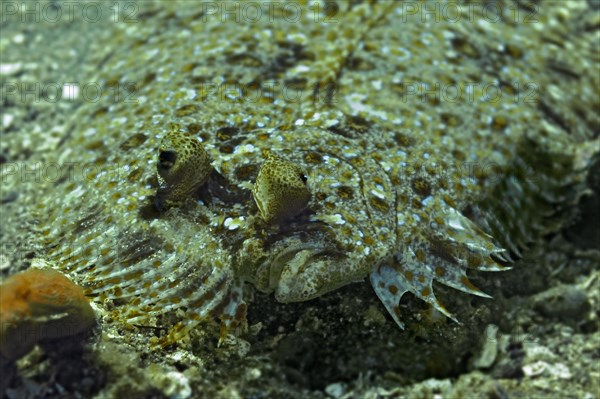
[22,1,598,343]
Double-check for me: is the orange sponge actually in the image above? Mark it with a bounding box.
[0,268,96,361]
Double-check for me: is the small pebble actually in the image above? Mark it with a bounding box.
[472,324,499,369]
[0,63,22,76]
[532,284,591,321]
[325,382,345,398]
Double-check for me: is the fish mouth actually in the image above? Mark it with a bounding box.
[243,216,348,302]
[264,240,324,291]
[262,237,347,303]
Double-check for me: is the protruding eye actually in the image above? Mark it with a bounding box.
[155,129,212,209]
[252,153,311,224]
[158,150,177,171]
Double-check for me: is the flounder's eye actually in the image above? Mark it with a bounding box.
[252,153,311,224]
[155,129,212,209]
[158,150,177,171]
